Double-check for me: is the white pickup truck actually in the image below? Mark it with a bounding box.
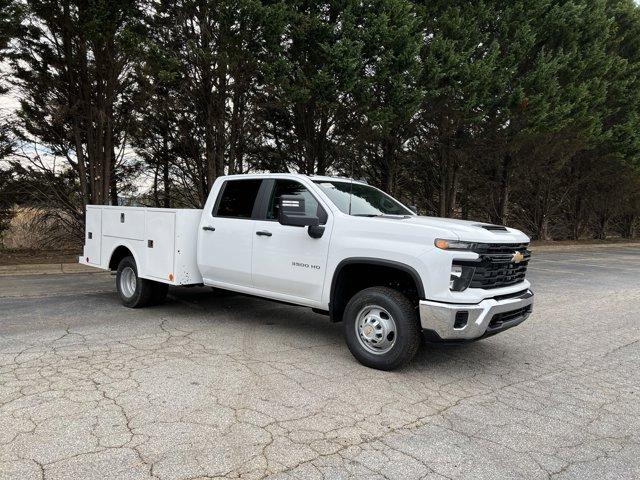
[80,173,533,370]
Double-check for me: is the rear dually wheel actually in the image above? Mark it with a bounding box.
[116,256,165,308]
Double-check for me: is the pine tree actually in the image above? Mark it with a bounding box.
[342,0,423,194]
[251,0,361,175]
[0,0,18,161]
[9,0,145,208]
[132,0,276,206]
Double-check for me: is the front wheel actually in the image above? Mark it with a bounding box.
[343,287,421,370]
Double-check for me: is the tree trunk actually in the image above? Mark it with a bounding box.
[204,96,216,192]
[61,1,89,208]
[439,144,447,217]
[570,195,584,240]
[497,153,512,225]
[621,215,636,238]
[153,163,160,207]
[213,61,228,185]
[536,215,549,241]
[293,102,315,174]
[382,139,396,194]
[102,103,113,205]
[228,87,242,174]
[316,114,328,175]
[162,134,170,208]
[72,124,89,206]
[444,161,459,218]
[109,156,118,206]
[594,212,608,240]
[533,179,552,241]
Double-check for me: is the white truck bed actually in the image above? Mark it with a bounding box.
[79,205,203,285]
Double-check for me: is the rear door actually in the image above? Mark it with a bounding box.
[197,179,263,287]
[251,179,332,302]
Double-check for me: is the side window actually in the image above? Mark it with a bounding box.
[214,179,262,218]
[267,180,327,224]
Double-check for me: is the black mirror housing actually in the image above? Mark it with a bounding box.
[278,195,320,227]
[308,225,325,239]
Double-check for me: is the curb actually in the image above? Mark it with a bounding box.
[0,263,107,276]
[529,242,640,252]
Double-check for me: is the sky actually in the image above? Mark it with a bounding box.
[0,61,17,112]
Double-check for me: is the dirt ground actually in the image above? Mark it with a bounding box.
[0,248,81,266]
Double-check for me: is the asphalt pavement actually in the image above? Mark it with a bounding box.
[0,247,639,480]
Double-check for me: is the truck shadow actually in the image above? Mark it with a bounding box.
[162,286,514,372]
[165,285,344,338]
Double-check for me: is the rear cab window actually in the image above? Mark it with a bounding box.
[213,179,262,218]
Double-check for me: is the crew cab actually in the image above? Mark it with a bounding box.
[80,173,534,370]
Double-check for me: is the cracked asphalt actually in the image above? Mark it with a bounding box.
[0,247,639,480]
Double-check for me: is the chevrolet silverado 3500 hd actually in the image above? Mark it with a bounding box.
[80,173,533,370]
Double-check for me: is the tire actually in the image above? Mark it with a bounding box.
[115,256,155,308]
[343,287,421,371]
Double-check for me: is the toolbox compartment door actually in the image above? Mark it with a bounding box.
[103,209,146,240]
[145,210,176,281]
[84,208,102,265]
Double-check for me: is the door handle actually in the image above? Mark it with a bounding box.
[256,230,272,237]
[202,226,216,231]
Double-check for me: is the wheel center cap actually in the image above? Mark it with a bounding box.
[363,325,374,337]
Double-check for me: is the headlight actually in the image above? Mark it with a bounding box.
[450,264,475,291]
[435,239,476,250]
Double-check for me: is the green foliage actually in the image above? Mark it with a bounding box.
[344,0,423,192]
[252,1,364,175]
[2,0,640,240]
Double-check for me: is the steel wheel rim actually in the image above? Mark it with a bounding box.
[120,266,137,298]
[355,305,397,355]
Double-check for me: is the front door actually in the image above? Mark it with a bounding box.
[252,179,332,303]
[197,178,263,287]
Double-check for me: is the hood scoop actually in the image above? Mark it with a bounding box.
[477,224,508,232]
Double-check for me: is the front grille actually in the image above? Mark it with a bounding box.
[474,242,530,255]
[458,243,530,290]
[488,305,532,330]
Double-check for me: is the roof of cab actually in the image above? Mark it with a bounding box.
[220,172,367,185]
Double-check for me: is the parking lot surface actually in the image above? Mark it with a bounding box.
[0,247,639,480]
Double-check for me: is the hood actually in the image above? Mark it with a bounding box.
[372,215,530,244]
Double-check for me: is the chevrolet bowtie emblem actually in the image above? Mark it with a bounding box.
[511,251,525,264]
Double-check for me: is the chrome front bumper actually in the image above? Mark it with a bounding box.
[419,290,534,341]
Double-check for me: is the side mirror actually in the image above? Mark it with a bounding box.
[408,204,418,214]
[279,195,319,227]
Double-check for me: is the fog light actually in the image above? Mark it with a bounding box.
[450,264,475,291]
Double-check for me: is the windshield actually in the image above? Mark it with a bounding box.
[313,181,413,216]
